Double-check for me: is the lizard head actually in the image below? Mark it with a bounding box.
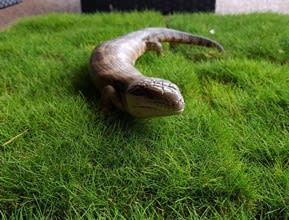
[126,77,185,118]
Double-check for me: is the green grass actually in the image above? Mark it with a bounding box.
[1,11,289,219]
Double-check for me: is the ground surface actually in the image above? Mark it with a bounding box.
[0,0,80,30]
[216,0,289,14]
[1,12,289,219]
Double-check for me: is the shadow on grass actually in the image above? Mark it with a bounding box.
[72,64,99,103]
[170,44,224,63]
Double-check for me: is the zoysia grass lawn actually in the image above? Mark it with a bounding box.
[1,12,289,219]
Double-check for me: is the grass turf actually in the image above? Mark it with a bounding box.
[1,12,289,219]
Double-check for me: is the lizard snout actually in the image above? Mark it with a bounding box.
[126,77,185,118]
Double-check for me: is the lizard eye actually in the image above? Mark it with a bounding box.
[127,85,146,96]
[127,85,156,98]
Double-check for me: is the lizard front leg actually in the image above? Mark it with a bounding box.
[101,85,125,112]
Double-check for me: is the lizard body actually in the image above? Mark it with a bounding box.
[90,28,224,118]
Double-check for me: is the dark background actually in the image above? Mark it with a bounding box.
[81,0,216,14]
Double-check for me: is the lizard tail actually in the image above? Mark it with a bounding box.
[153,28,224,52]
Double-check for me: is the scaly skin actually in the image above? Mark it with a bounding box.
[90,28,224,118]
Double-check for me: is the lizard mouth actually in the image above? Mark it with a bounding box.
[134,102,184,113]
[129,99,184,118]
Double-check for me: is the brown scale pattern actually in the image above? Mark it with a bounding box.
[90,28,223,91]
[89,28,223,117]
